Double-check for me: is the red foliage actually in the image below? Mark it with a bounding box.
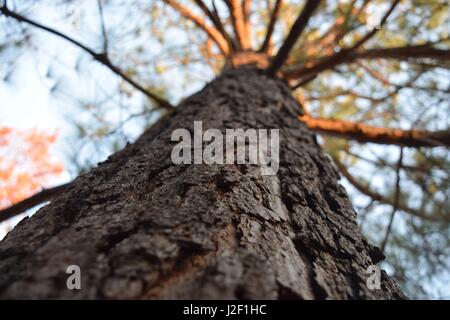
[0,127,64,209]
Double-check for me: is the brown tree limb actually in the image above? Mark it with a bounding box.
[350,45,450,61]
[348,0,400,51]
[164,0,230,55]
[0,5,174,110]
[260,0,283,53]
[193,0,236,52]
[300,115,450,148]
[357,61,390,86]
[267,0,322,76]
[344,150,429,174]
[305,0,358,57]
[286,45,450,80]
[0,183,70,223]
[357,60,450,94]
[333,158,443,222]
[380,147,403,253]
[97,0,108,53]
[285,0,400,80]
[242,0,252,46]
[224,0,251,49]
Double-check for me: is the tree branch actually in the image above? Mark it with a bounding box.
[380,147,403,253]
[300,115,450,148]
[333,158,444,222]
[286,43,448,80]
[286,44,450,80]
[0,183,70,223]
[224,0,251,50]
[97,0,108,53]
[348,0,400,51]
[0,6,174,110]
[285,0,400,80]
[357,60,450,94]
[260,0,283,53]
[267,0,322,76]
[304,0,359,57]
[193,0,235,52]
[164,0,230,55]
[344,150,429,174]
[243,0,252,47]
[350,45,450,61]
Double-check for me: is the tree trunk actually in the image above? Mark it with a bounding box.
[0,67,406,299]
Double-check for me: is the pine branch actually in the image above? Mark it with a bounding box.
[380,147,403,253]
[287,45,450,80]
[348,0,400,51]
[267,0,322,76]
[260,0,283,53]
[351,45,450,61]
[224,0,251,49]
[97,0,108,53]
[357,60,450,94]
[344,150,429,174]
[0,6,173,110]
[300,115,450,148]
[193,0,235,51]
[0,183,70,223]
[285,0,400,80]
[333,158,444,222]
[164,0,230,55]
[242,0,252,47]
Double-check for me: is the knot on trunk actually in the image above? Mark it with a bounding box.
[228,51,270,69]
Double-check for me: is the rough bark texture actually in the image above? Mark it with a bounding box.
[0,67,406,299]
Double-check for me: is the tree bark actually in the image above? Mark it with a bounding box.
[0,67,405,299]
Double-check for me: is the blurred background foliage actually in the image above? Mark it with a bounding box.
[0,0,448,298]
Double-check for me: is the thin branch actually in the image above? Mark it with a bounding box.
[350,45,450,61]
[305,0,359,57]
[0,6,173,110]
[380,147,403,253]
[358,198,376,231]
[333,158,443,222]
[164,0,230,55]
[284,45,450,79]
[345,150,429,174]
[193,0,235,52]
[348,0,400,51]
[267,0,322,76]
[357,61,390,86]
[285,0,400,80]
[357,60,450,95]
[291,74,317,89]
[193,0,220,27]
[287,44,450,81]
[224,0,251,49]
[260,0,283,53]
[300,115,450,148]
[242,0,252,47]
[0,183,70,223]
[97,0,108,53]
